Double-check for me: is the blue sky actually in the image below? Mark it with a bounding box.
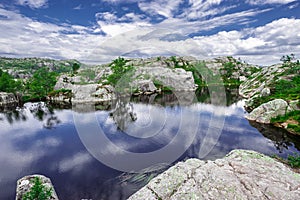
[0,0,299,65]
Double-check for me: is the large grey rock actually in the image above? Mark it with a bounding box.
[246,99,292,124]
[54,75,116,103]
[260,87,271,97]
[128,150,300,200]
[132,79,157,94]
[54,75,84,89]
[16,175,59,200]
[71,84,116,103]
[133,67,197,91]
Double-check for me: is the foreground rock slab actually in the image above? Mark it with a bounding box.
[16,175,59,200]
[128,150,300,200]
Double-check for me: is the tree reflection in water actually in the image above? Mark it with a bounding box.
[1,108,27,124]
[249,121,300,153]
[109,96,137,131]
[0,102,61,129]
[28,102,61,129]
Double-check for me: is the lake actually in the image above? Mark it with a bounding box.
[1,91,300,200]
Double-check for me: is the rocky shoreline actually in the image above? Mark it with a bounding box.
[128,149,300,200]
[1,56,299,137]
[16,150,300,200]
[239,61,300,134]
[1,56,299,134]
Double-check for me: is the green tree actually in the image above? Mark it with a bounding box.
[26,67,58,100]
[280,54,295,63]
[0,69,23,93]
[22,177,52,200]
[72,63,80,74]
[107,57,134,86]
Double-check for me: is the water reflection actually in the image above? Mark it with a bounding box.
[1,93,300,199]
[0,102,61,129]
[110,96,137,131]
[1,108,27,124]
[249,121,300,153]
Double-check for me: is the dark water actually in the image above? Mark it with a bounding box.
[1,92,300,200]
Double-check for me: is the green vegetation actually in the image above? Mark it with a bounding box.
[169,56,242,88]
[250,65,300,110]
[153,79,174,93]
[220,62,241,87]
[170,56,208,87]
[48,88,72,98]
[77,68,96,81]
[170,56,181,68]
[271,110,300,133]
[0,57,83,102]
[0,69,23,93]
[22,177,52,200]
[287,154,300,168]
[245,66,262,78]
[283,61,300,75]
[280,53,296,63]
[185,62,209,87]
[24,67,58,101]
[72,63,80,74]
[0,57,78,74]
[107,57,134,86]
[249,55,300,133]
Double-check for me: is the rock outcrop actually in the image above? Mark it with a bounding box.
[128,150,300,200]
[205,56,258,79]
[133,67,197,91]
[239,62,299,133]
[53,75,116,103]
[239,64,286,99]
[246,99,293,123]
[132,79,157,94]
[16,175,59,200]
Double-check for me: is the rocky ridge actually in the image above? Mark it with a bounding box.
[0,57,82,79]
[49,56,256,104]
[239,61,300,132]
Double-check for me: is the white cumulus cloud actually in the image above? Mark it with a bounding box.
[16,0,48,9]
[138,0,184,18]
[246,0,296,5]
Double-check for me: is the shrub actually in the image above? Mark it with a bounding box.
[22,177,52,200]
[72,63,80,74]
[153,79,174,92]
[107,57,134,86]
[287,154,300,168]
[25,67,58,101]
[0,68,23,93]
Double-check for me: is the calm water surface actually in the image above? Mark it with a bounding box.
[1,92,300,200]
